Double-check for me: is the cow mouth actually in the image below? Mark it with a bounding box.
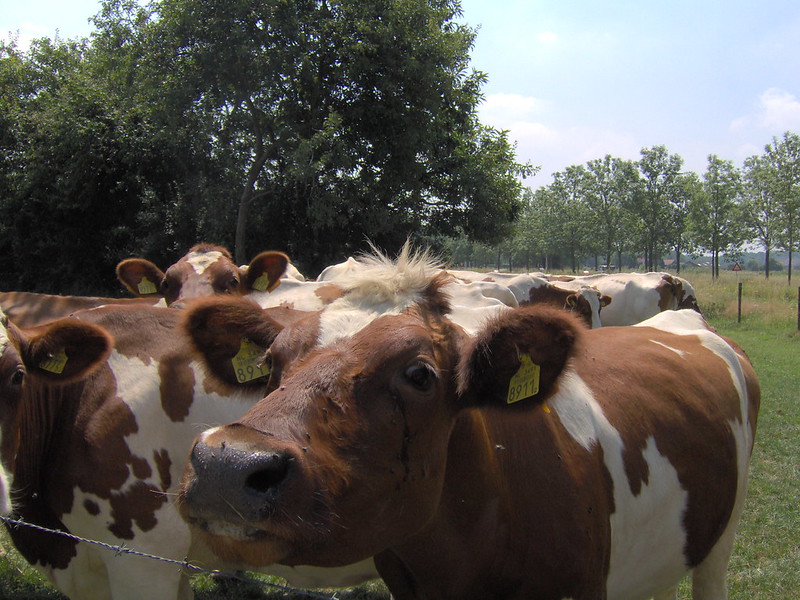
[189,516,274,543]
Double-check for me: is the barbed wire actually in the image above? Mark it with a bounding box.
[0,515,339,600]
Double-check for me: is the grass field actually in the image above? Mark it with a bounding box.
[0,269,797,599]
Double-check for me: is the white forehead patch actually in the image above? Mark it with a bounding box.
[187,251,224,274]
[0,309,9,357]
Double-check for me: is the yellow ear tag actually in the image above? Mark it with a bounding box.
[252,273,281,293]
[138,276,158,295]
[40,348,68,374]
[506,353,540,404]
[231,338,270,383]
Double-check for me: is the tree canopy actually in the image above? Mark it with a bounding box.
[0,0,531,291]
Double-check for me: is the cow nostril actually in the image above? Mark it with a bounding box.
[245,454,291,495]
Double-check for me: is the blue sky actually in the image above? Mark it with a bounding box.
[4,0,800,189]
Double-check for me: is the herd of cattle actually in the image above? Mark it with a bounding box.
[0,243,759,600]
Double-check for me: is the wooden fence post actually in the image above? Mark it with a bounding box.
[737,282,743,323]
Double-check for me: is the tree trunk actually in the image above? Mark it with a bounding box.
[765,247,770,279]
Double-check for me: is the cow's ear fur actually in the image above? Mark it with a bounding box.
[23,321,112,383]
[456,305,582,408]
[181,297,285,388]
[243,251,290,293]
[116,258,166,297]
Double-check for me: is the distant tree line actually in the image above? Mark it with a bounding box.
[444,137,799,282]
[0,0,531,294]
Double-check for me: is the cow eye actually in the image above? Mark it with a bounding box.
[404,363,435,392]
[11,369,24,386]
[229,276,240,290]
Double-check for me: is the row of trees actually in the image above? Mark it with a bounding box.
[1,0,531,294]
[494,135,798,281]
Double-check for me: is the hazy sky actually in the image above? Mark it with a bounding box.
[5,0,800,189]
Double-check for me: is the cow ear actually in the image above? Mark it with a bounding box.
[182,297,286,388]
[23,321,112,383]
[116,259,166,297]
[565,294,578,308]
[456,305,582,408]
[243,251,290,293]
[600,294,612,308]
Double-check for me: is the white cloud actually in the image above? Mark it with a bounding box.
[731,87,800,133]
[480,93,545,121]
[757,88,800,130]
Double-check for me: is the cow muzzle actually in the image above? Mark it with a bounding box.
[180,433,294,541]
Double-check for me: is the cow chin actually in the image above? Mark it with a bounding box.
[192,520,292,567]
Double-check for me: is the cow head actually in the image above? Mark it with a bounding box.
[178,271,582,569]
[0,310,111,514]
[116,244,289,307]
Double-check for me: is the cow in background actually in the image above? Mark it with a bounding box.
[1,246,291,327]
[117,243,291,308]
[0,309,111,514]
[573,271,700,326]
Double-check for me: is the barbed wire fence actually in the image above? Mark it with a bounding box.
[0,515,343,600]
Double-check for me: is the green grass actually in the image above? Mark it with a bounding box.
[1,270,798,599]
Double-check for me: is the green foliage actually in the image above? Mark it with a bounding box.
[688,154,746,278]
[0,0,530,288]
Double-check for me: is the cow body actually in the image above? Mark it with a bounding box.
[574,272,700,326]
[8,302,378,600]
[0,291,162,328]
[179,248,759,600]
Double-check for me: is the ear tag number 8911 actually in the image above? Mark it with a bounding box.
[231,338,270,383]
[506,353,540,404]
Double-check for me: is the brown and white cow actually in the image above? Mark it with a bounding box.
[573,271,700,326]
[0,309,111,515]
[0,245,292,328]
[501,273,611,328]
[7,262,378,600]
[178,247,759,600]
[116,243,291,308]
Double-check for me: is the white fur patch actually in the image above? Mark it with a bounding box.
[650,340,687,357]
[315,244,442,346]
[551,373,689,598]
[186,251,224,275]
[0,310,9,356]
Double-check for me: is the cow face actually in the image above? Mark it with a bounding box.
[117,244,289,307]
[0,311,111,514]
[179,302,581,568]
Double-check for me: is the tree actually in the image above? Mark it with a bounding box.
[688,155,745,278]
[631,146,685,271]
[0,36,153,293]
[135,0,531,271]
[742,153,782,278]
[762,131,800,284]
[670,171,701,273]
[538,166,593,273]
[583,155,637,271]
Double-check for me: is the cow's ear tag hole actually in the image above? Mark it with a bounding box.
[506,353,540,404]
